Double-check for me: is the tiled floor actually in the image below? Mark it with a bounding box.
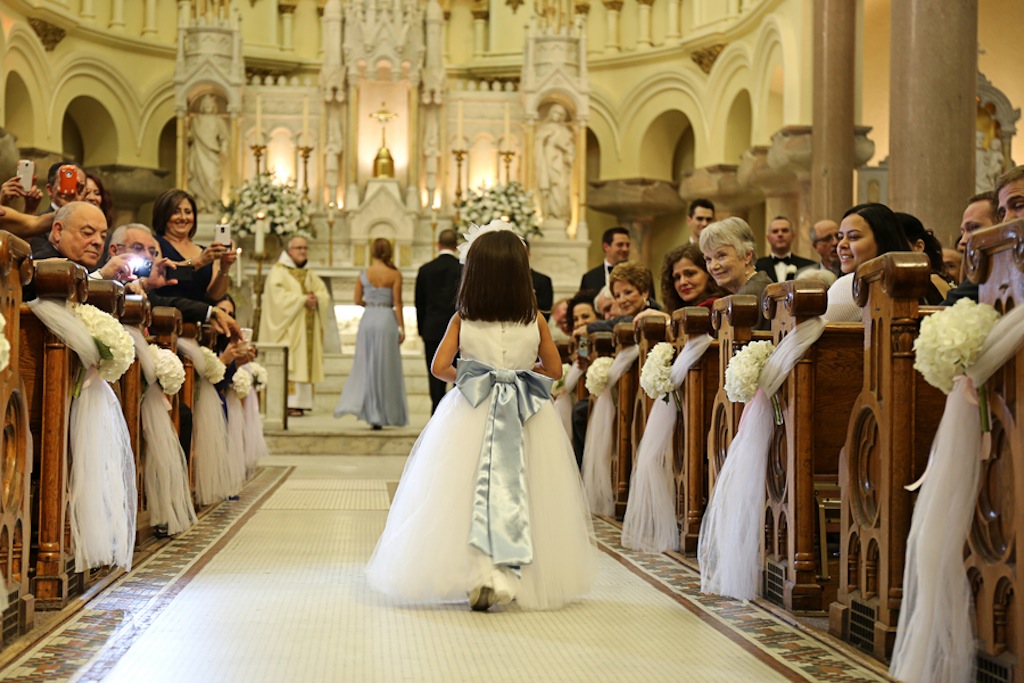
[0,453,891,683]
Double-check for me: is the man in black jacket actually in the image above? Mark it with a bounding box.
[415,229,461,413]
[579,226,630,292]
[754,215,816,282]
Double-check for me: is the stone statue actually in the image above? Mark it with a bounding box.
[982,138,1005,193]
[187,94,230,213]
[535,104,575,221]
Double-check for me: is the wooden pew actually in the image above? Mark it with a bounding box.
[20,261,89,610]
[179,323,200,499]
[828,253,945,659]
[612,322,638,519]
[707,295,765,491]
[962,217,1024,680]
[150,307,184,434]
[121,294,153,548]
[761,281,863,612]
[631,317,668,513]
[0,232,34,641]
[670,307,718,554]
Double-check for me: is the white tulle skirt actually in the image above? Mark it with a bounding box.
[366,390,597,610]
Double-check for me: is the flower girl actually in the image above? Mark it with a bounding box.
[366,222,596,611]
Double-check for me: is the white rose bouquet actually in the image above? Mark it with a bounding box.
[222,172,314,238]
[458,181,541,240]
[914,298,1000,394]
[248,361,268,389]
[0,311,10,373]
[640,342,676,400]
[585,356,615,396]
[72,303,136,381]
[232,367,254,398]
[199,347,227,384]
[724,340,776,403]
[148,344,185,395]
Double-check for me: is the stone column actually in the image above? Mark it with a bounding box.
[279,5,296,52]
[636,0,653,48]
[472,9,489,58]
[142,0,158,37]
[80,0,95,20]
[109,0,125,31]
[889,0,977,244]
[811,0,855,224]
[603,0,622,53]
[665,0,681,42]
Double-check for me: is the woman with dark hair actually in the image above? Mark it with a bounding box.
[84,173,115,229]
[895,212,955,301]
[334,237,408,428]
[151,188,236,303]
[824,202,914,322]
[633,243,727,336]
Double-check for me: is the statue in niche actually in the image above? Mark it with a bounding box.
[980,137,1005,194]
[187,94,230,213]
[535,104,575,222]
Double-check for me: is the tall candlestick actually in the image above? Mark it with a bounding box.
[255,94,263,143]
[255,213,267,257]
[302,95,310,144]
[457,101,464,146]
[503,103,510,143]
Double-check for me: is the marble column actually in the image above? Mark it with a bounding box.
[142,0,158,37]
[472,9,489,58]
[636,0,653,48]
[603,1,622,53]
[889,0,977,245]
[109,0,125,31]
[80,0,96,20]
[665,0,680,42]
[811,0,855,224]
[279,5,296,52]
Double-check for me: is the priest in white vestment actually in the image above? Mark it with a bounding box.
[259,236,331,414]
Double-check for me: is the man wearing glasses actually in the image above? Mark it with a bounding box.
[809,219,842,276]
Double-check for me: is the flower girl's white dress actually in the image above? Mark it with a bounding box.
[366,318,597,610]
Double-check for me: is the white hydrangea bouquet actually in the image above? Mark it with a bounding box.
[72,303,136,382]
[0,311,10,373]
[585,356,614,396]
[458,181,541,240]
[724,340,776,404]
[640,342,676,402]
[199,347,227,384]
[222,172,313,238]
[914,299,1000,395]
[248,361,268,389]
[232,367,253,398]
[148,345,185,395]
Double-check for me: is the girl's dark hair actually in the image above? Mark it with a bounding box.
[842,202,912,256]
[371,237,396,269]
[568,289,598,328]
[216,293,236,316]
[895,212,945,273]
[152,189,199,239]
[457,231,536,324]
[660,243,726,311]
[86,173,115,229]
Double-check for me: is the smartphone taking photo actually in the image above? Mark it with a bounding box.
[16,160,34,192]
[213,223,231,246]
[128,256,153,278]
[56,165,78,198]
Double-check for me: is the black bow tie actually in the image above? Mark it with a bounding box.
[771,255,792,263]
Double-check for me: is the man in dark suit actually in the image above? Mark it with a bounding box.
[754,215,816,282]
[415,229,462,413]
[525,241,553,319]
[579,226,630,292]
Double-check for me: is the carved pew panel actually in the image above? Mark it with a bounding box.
[20,261,89,610]
[150,307,183,435]
[762,281,863,613]
[963,217,1024,679]
[0,232,34,641]
[631,318,668,518]
[613,323,638,519]
[828,253,945,660]
[671,307,718,554]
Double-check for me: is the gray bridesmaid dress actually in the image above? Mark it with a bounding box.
[333,271,409,426]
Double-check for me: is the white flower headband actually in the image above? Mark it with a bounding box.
[457,219,526,264]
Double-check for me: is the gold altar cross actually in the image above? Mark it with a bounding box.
[369,102,398,147]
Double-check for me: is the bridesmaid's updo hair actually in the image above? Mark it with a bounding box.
[457,230,537,325]
[371,237,397,269]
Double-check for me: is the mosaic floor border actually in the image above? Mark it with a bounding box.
[0,466,291,683]
[590,518,891,683]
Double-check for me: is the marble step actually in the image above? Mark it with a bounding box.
[264,414,426,456]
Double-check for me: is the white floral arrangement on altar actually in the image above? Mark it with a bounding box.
[148,345,185,395]
[222,172,314,238]
[248,361,268,389]
[458,181,541,240]
[199,347,227,384]
[232,367,253,398]
[71,304,136,382]
[724,340,776,403]
[913,298,1000,394]
[585,356,614,396]
[640,342,676,400]
[0,311,10,373]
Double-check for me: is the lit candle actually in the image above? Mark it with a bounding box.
[235,247,242,288]
[503,103,510,144]
[456,101,464,147]
[255,94,263,143]
[255,212,267,257]
[302,95,310,145]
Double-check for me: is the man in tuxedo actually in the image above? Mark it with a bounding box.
[526,241,554,320]
[579,226,630,292]
[686,198,716,243]
[415,229,461,413]
[754,215,816,282]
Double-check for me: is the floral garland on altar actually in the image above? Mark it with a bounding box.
[222,172,314,238]
[458,181,542,240]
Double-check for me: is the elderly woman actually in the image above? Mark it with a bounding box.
[823,203,914,322]
[699,217,772,329]
[584,261,655,334]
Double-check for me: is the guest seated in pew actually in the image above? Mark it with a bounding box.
[584,262,657,334]
[594,286,619,320]
[895,211,954,301]
[942,247,962,282]
[567,290,599,332]
[632,243,727,337]
[698,217,772,329]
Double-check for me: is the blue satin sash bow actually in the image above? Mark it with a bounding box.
[456,358,554,572]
